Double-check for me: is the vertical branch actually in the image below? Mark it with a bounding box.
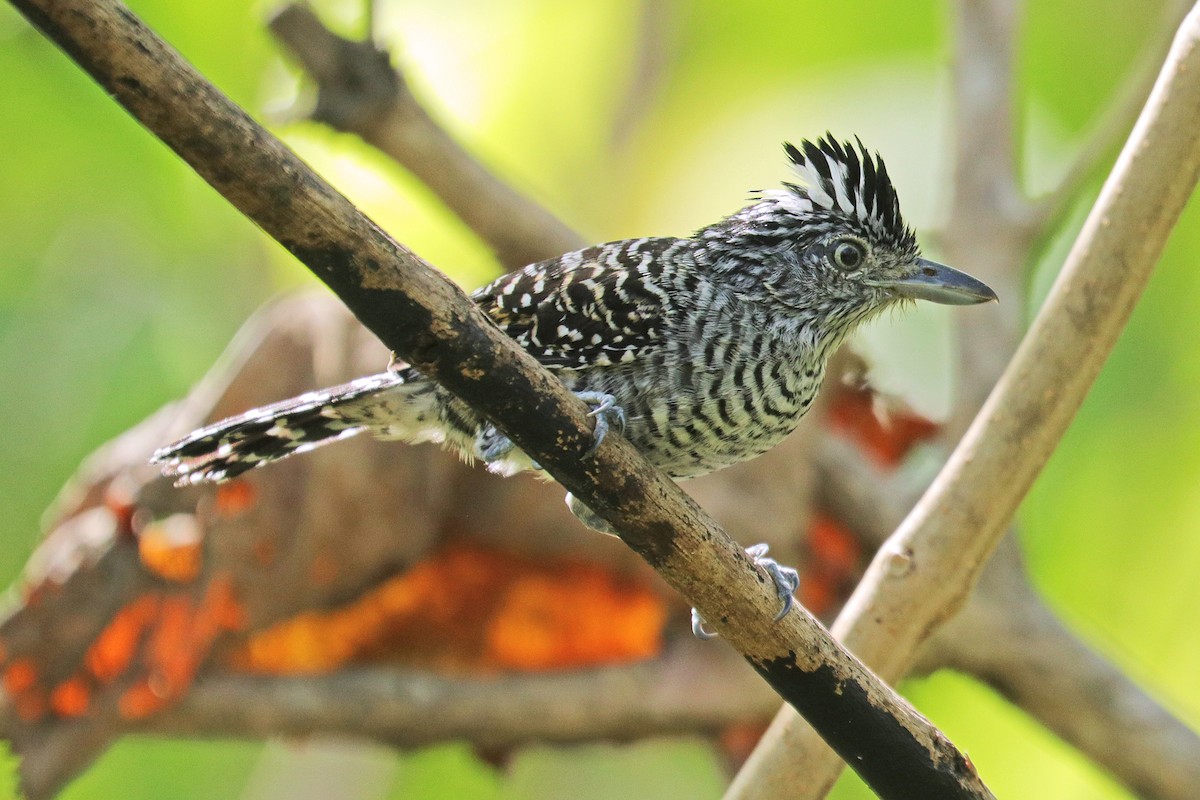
[941,0,1029,426]
[609,0,679,149]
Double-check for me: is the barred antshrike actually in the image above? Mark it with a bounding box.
[154,137,995,631]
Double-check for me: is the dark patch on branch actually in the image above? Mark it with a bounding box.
[752,655,974,800]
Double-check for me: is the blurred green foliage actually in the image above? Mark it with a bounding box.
[1,0,1196,797]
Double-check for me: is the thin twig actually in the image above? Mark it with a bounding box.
[728,3,1200,798]
[1032,0,1195,240]
[8,1,992,797]
[609,0,678,149]
[269,4,585,270]
[363,0,376,44]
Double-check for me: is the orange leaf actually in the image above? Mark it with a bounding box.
[50,677,91,718]
[138,514,203,583]
[3,658,37,695]
[86,595,159,683]
[828,385,939,467]
[229,540,667,675]
[214,481,257,516]
[119,678,166,720]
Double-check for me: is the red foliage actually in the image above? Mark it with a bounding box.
[230,539,668,674]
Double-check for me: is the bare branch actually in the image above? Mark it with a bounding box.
[609,0,679,149]
[1032,0,1194,239]
[8,0,992,796]
[268,4,585,270]
[941,0,1029,426]
[148,640,778,746]
[729,4,1200,798]
[946,0,1026,236]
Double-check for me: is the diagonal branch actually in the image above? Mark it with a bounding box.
[816,435,1200,800]
[268,3,585,270]
[728,2,1200,798]
[8,1,992,797]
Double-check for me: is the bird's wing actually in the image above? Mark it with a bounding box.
[472,238,688,369]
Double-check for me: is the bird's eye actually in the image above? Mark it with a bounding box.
[832,240,865,271]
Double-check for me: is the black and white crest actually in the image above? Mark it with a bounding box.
[775,135,916,253]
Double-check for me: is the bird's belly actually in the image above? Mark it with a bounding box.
[622,385,817,479]
[564,351,824,480]
[631,416,802,478]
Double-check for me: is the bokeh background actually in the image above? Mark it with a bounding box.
[1,0,1198,797]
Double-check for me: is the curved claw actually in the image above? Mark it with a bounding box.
[476,429,542,470]
[479,392,626,466]
[691,543,800,640]
[577,391,627,457]
[566,492,607,534]
[691,608,719,640]
[745,543,800,621]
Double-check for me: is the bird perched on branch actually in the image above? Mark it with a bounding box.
[154,136,995,630]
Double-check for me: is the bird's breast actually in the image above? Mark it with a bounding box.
[571,322,827,479]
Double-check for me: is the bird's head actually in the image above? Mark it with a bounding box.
[698,136,996,326]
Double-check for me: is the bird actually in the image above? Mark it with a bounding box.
[153,136,996,632]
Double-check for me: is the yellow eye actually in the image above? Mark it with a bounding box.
[833,240,865,270]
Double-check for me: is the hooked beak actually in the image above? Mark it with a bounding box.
[881,258,998,305]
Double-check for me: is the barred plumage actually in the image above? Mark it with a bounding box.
[155,136,995,496]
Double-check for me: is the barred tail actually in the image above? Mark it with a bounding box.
[152,372,413,485]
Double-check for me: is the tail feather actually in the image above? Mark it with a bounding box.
[153,372,406,485]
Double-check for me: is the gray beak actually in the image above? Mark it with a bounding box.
[883,258,998,305]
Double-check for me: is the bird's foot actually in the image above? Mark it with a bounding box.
[691,543,799,640]
[566,492,617,536]
[474,391,625,467]
[475,424,518,464]
[575,391,626,457]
